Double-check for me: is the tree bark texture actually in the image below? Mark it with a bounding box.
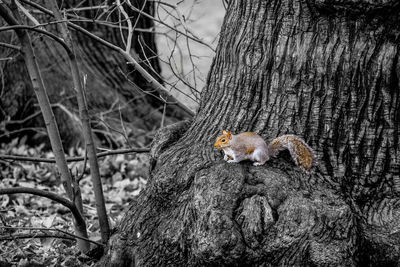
[0,0,185,148]
[101,0,400,266]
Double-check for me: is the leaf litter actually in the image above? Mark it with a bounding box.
[0,138,149,266]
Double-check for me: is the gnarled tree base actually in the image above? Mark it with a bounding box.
[99,123,364,266]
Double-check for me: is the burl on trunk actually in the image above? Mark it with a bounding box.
[100,0,400,266]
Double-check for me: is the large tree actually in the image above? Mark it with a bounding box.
[100,0,400,266]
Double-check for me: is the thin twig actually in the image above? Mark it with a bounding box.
[129,3,214,51]
[4,110,42,125]
[65,5,108,12]
[130,0,147,32]
[0,41,20,50]
[0,25,72,54]
[0,127,46,139]
[116,0,133,53]
[14,0,41,27]
[118,104,132,148]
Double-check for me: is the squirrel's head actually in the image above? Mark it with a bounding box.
[214,130,232,149]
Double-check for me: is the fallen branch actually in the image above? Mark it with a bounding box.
[0,232,75,241]
[0,147,150,163]
[0,226,104,246]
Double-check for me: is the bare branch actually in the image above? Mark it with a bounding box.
[0,127,46,139]
[14,0,41,26]
[4,110,42,125]
[116,0,133,53]
[127,3,215,51]
[65,5,108,13]
[0,24,72,55]
[19,0,195,117]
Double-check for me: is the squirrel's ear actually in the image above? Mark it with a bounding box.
[227,131,232,139]
[222,130,227,135]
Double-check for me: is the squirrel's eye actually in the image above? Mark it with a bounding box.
[221,138,226,142]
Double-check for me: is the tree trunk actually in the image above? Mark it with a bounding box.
[100,0,400,266]
[0,0,186,148]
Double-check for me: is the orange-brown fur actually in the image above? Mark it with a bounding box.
[214,130,232,149]
[291,138,312,169]
[214,130,316,172]
[246,147,255,155]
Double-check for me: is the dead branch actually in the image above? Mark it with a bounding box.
[0,226,104,246]
[0,147,150,163]
[0,232,75,241]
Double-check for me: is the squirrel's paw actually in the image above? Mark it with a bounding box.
[224,154,234,162]
[253,161,263,166]
[227,159,237,163]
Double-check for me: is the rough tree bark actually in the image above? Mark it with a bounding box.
[100,0,400,266]
[0,0,186,148]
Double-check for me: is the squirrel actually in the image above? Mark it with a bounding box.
[214,130,316,173]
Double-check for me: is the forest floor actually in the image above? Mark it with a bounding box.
[0,138,149,266]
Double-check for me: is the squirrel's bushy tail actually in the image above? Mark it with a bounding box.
[268,135,316,173]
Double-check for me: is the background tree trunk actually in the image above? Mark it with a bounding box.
[100,0,400,266]
[0,0,186,148]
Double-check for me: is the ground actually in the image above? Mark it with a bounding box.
[0,138,148,266]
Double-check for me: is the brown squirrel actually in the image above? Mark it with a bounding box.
[214,130,316,173]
